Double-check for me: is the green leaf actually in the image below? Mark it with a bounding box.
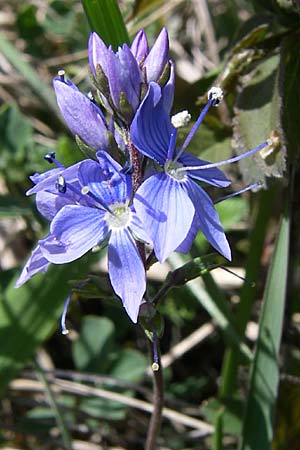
[81,0,129,49]
[111,349,148,382]
[233,53,286,186]
[72,316,115,372]
[280,33,300,164]
[0,261,89,394]
[239,206,290,450]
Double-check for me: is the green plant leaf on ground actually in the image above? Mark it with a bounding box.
[239,205,290,450]
[0,260,90,395]
[81,0,129,48]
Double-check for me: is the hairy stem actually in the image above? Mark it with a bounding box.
[145,339,164,450]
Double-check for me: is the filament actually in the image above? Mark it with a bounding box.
[214,182,261,204]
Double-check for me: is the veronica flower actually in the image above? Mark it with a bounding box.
[131,83,272,262]
[53,71,111,151]
[88,28,172,118]
[16,152,150,323]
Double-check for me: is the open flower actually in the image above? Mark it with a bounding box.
[16,152,150,323]
[130,82,232,263]
[88,28,172,119]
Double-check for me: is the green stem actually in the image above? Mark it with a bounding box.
[145,340,164,450]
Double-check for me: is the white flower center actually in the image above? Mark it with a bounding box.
[106,203,131,229]
[164,160,187,181]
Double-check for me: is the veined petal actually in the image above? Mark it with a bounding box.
[15,246,50,288]
[36,189,79,221]
[130,29,148,62]
[179,152,231,188]
[108,228,146,323]
[79,152,130,205]
[129,210,152,245]
[88,31,109,76]
[143,27,169,82]
[134,173,194,262]
[130,82,174,165]
[27,161,83,195]
[175,215,199,254]
[40,205,108,264]
[53,78,108,150]
[184,179,231,260]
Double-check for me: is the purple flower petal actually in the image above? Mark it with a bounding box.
[134,173,195,262]
[27,161,83,196]
[143,28,169,82]
[130,29,148,62]
[108,228,146,323]
[184,179,231,260]
[15,246,50,288]
[129,211,152,245]
[88,31,109,76]
[40,205,108,264]
[179,153,231,188]
[53,78,109,150]
[175,215,199,254]
[131,83,174,165]
[78,152,130,206]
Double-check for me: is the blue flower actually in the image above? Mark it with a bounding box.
[130,82,232,263]
[16,152,150,323]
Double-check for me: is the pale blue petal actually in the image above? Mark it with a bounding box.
[129,211,152,245]
[134,173,195,262]
[40,205,108,263]
[184,179,231,260]
[15,246,50,288]
[179,152,231,188]
[108,228,146,323]
[175,215,199,254]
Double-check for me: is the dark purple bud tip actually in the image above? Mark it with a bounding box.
[44,152,56,163]
[56,175,66,193]
[121,161,134,175]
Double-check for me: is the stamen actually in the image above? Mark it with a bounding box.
[220,266,255,287]
[175,97,214,160]
[56,175,66,193]
[77,183,112,213]
[171,110,191,128]
[81,186,90,195]
[177,139,272,173]
[214,182,261,204]
[208,86,224,106]
[58,69,65,82]
[44,152,65,168]
[167,129,177,160]
[60,292,72,335]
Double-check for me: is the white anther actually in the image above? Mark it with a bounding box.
[58,69,65,78]
[81,186,90,195]
[152,362,159,372]
[87,91,94,100]
[171,110,191,128]
[208,86,224,106]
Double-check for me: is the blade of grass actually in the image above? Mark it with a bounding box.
[239,201,290,450]
[0,33,58,118]
[81,0,129,48]
[219,187,276,398]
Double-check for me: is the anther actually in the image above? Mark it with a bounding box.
[81,186,90,195]
[56,175,66,193]
[58,69,65,81]
[171,110,191,128]
[44,152,56,163]
[260,131,280,159]
[208,86,224,106]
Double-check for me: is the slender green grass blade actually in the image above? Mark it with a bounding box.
[81,0,129,48]
[0,33,58,118]
[0,261,88,394]
[239,206,290,450]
